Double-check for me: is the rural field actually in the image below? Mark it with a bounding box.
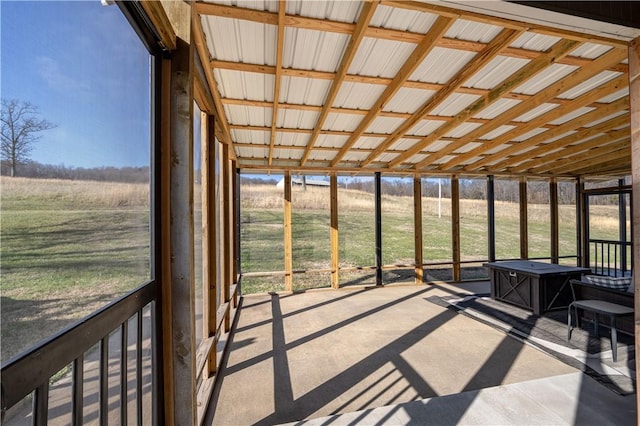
[0,177,628,361]
[1,177,150,362]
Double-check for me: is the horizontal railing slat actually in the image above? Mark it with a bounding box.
[1,280,158,411]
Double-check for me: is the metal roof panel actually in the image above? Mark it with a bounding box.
[286,0,362,23]
[283,28,350,73]
[454,142,483,154]
[277,109,319,129]
[558,70,623,99]
[334,82,387,109]
[444,122,483,138]
[408,119,446,136]
[513,63,578,95]
[514,103,559,122]
[315,134,349,148]
[370,4,439,33]
[353,136,385,149]
[390,138,420,151]
[511,127,547,142]
[568,42,613,59]
[547,106,595,125]
[479,125,516,140]
[276,132,310,147]
[231,129,269,144]
[584,110,628,128]
[445,18,503,43]
[597,88,628,103]
[431,93,482,116]
[409,47,477,84]
[384,87,436,114]
[510,32,562,51]
[366,116,405,134]
[280,76,331,106]
[225,104,272,126]
[463,56,530,90]
[349,38,418,78]
[322,113,362,132]
[203,16,277,65]
[473,98,522,119]
[214,69,275,101]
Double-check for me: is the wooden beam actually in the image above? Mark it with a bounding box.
[394,38,581,169]
[413,175,424,284]
[457,75,628,171]
[330,173,339,289]
[165,1,196,422]
[518,128,630,174]
[300,1,378,166]
[222,144,232,331]
[360,28,523,168]
[629,37,640,421]
[550,178,559,263]
[193,10,234,148]
[489,99,630,172]
[268,1,285,165]
[451,176,461,281]
[283,171,293,291]
[205,115,218,377]
[381,0,627,47]
[519,177,528,259]
[331,16,455,167]
[487,175,496,262]
[544,144,630,175]
[159,56,175,424]
[140,0,176,50]
[413,45,627,170]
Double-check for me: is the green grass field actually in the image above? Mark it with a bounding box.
[0,177,627,361]
[1,177,150,361]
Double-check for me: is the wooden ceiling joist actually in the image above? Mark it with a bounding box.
[300,1,378,166]
[267,1,286,165]
[330,15,456,167]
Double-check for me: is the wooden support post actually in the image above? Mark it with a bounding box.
[619,179,628,274]
[284,171,293,291]
[575,178,582,267]
[330,173,339,289]
[414,174,424,284]
[627,36,639,421]
[205,115,217,377]
[519,177,528,260]
[159,56,175,424]
[487,175,496,262]
[164,2,196,422]
[375,172,383,286]
[580,181,590,268]
[234,166,240,286]
[230,160,238,308]
[451,176,461,282]
[222,145,232,331]
[550,178,559,264]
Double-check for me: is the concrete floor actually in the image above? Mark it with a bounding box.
[206,282,635,425]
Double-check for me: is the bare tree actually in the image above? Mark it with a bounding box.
[1,99,56,177]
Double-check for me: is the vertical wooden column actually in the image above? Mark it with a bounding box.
[627,36,639,421]
[159,56,175,423]
[222,145,231,331]
[163,2,195,423]
[375,172,383,286]
[550,178,559,264]
[618,179,628,273]
[234,167,241,291]
[284,171,293,291]
[580,181,589,268]
[519,177,528,259]
[205,116,217,376]
[330,173,339,289]
[575,178,582,267]
[451,176,461,282]
[230,160,238,308]
[487,175,496,262]
[413,174,424,284]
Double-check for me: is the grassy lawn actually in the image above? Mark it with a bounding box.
[1,177,149,362]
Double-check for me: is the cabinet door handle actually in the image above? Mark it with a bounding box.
[509,271,517,277]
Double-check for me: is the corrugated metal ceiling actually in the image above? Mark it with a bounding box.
[197,0,635,177]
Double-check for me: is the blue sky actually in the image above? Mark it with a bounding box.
[1,1,150,168]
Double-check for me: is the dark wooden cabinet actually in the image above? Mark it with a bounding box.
[484,261,591,315]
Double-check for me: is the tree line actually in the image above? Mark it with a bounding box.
[0,160,149,183]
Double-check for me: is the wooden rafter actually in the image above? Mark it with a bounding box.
[331,16,455,167]
[193,12,234,149]
[391,38,580,169]
[537,142,630,175]
[483,96,630,172]
[520,128,630,174]
[359,28,523,168]
[268,1,286,165]
[300,1,378,166]
[452,74,628,171]
[410,45,627,170]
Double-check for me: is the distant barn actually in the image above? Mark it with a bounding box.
[276,177,329,189]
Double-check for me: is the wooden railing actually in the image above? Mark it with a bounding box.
[1,281,162,425]
[590,239,633,277]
